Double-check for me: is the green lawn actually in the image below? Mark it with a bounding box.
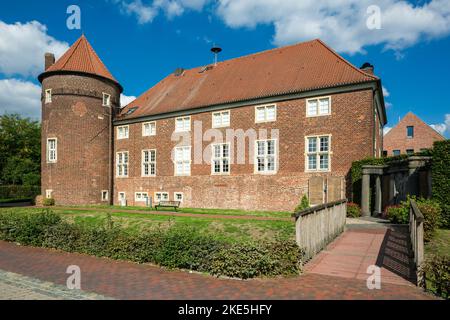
[0,207,295,243]
[425,229,450,257]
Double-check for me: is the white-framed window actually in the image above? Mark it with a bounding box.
[47,138,57,163]
[212,110,230,128]
[118,192,126,205]
[101,190,109,202]
[174,192,184,202]
[305,135,331,171]
[45,190,53,199]
[255,104,276,123]
[116,151,129,177]
[211,143,230,174]
[175,116,191,132]
[255,139,277,173]
[142,121,156,136]
[135,192,149,202]
[142,149,156,177]
[102,93,111,107]
[306,97,331,117]
[45,89,52,104]
[155,192,169,203]
[117,125,129,139]
[174,146,191,176]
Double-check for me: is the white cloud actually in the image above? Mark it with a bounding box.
[120,93,136,107]
[216,0,450,55]
[383,126,392,135]
[431,114,450,136]
[382,86,390,97]
[0,20,69,78]
[0,79,41,119]
[385,102,393,109]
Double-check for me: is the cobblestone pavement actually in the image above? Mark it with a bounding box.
[0,240,435,300]
[0,269,112,300]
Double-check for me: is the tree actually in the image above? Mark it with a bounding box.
[0,114,41,185]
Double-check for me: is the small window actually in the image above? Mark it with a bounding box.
[406,149,414,155]
[117,126,129,139]
[116,151,129,177]
[45,89,52,104]
[407,126,414,138]
[142,150,156,177]
[47,138,57,163]
[118,192,126,205]
[306,97,331,117]
[175,116,191,132]
[45,190,53,199]
[101,190,109,202]
[102,93,111,107]
[155,192,169,203]
[255,105,276,123]
[393,150,401,156]
[142,122,156,136]
[212,143,230,174]
[255,139,277,173]
[306,135,331,171]
[174,192,184,202]
[212,110,230,128]
[174,146,191,176]
[382,151,388,157]
[135,192,149,202]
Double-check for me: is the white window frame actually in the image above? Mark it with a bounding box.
[45,89,52,104]
[255,104,277,123]
[306,96,331,117]
[174,192,184,202]
[154,192,169,203]
[305,135,332,172]
[254,139,277,174]
[47,138,57,163]
[211,143,231,175]
[101,190,109,202]
[175,116,191,132]
[45,190,53,199]
[116,151,129,178]
[142,149,156,177]
[212,110,231,128]
[142,121,156,136]
[135,192,149,202]
[174,146,191,176]
[102,92,111,107]
[117,125,129,140]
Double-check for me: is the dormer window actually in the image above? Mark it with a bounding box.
[45,89,52,104]
[102,93,111,107]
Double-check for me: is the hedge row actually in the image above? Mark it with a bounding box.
[431,140,450,229]
[418,255,449,299]
[0,210,303,279]
[0,185,40,200]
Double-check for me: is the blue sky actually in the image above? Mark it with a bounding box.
[0,0,449,137]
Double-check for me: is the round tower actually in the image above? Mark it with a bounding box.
[38,35,123,205]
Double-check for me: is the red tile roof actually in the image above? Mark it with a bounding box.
[42,35,119,85]
[120,39,378,120]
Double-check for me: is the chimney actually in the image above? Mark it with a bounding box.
[360,62,374,75]
[45,53,55,70]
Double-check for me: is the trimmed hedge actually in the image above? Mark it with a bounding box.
[432,140,450,229]
[0,185,40,200]
[418,255,449,299]
[0,210,303,279]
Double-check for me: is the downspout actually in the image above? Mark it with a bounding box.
[109,99,114,206]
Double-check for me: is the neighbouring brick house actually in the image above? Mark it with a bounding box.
[383,112,445,156]
[38,35,387,211]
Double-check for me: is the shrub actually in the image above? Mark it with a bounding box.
[416,198,442,242]
[432,140,450,229]
[418,255,450,299]
[294,195,309,213]
[43,198,55,206]
[386,203,409,224]
[0,210,303,279]
[0,185,40,200]
[346,202,361,218]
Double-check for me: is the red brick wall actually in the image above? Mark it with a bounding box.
[41,74,121,205]
[114,89,376,211]
[384,112,445,156]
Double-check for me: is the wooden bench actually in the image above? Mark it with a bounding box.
[155,200,181,211]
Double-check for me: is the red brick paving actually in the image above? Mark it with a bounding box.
[0,239,434,300]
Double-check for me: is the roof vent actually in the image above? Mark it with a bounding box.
[360,62,374,75]
[174,68,184,76]
[211,44,222,66]
[125,107,138,116]
[199,65,213,73]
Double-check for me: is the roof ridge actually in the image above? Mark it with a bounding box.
[60,36,82,70]
[83,37,96,75]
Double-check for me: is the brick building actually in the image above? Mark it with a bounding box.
[39,35,387,211]
[383,112,445,156]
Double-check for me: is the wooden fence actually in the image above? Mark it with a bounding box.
[292,199,347,260]
[409,199,424,282]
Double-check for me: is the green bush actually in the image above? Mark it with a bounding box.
[43,198,55,206]
[0,210,303,279]
[0,185,40,200]
[417,198,442,242]
[346,202,361,218]
[418,255,450,299]
[294,195,309,213]
[432,140,450,229]
[386,203,409,224]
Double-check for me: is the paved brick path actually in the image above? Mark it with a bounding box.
[0,239,434,300]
